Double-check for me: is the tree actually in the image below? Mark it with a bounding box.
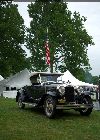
[92,76,99,85]
[84,68,92,83]
[0,1,29,78]
[26,1,94,78]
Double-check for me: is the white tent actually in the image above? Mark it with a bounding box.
[0,69,31,98]
[0,79,7,96]
[6,68,31,89]
[57,70,93,87]
[0,75,5,95]
[0,75,4,81]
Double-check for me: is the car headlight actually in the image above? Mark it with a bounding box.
[58,86,65,95]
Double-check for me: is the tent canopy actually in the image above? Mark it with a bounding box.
[57,70,93,87]
[0,75,4,81]
[6,69,31,88]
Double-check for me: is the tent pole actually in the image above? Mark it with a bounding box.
[99,75,100,103]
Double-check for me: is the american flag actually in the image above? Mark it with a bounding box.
[45,40,50,65]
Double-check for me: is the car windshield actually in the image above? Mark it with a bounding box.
[41,74,62,83]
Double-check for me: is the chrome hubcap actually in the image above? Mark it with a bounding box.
[18,99,22,108]
[82,98,88,112]
[45,98,53,116]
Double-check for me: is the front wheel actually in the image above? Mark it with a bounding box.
[79,96,93,116]
[44,95,56,118]
[18,97,25,109]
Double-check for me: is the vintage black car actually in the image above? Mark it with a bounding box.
[16,72,93,118]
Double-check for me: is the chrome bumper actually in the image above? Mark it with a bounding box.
[56,104,93,110]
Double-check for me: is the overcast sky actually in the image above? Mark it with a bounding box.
[15,2,100,76]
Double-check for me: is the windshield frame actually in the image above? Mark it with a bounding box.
[40,73,63,83]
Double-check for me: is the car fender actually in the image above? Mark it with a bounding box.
[82,91,94,96]
[16,89,24,102]
[37,91,57,106]
[80,93,92,100]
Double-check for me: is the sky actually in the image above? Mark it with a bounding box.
[15,2,100,76]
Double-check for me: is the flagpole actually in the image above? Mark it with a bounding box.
[46,27,51,73]
[47,27,48,37]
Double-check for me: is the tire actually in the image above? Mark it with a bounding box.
[79,96,93,116]
[44,95,56,118]
[18,97,25,109]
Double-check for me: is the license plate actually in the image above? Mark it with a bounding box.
[58,99,66,103]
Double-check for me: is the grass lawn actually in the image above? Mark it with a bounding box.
[0,97,100,140]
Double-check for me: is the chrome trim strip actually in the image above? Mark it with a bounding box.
[22,102,37,107]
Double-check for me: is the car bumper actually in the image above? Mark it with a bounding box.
[56,103,93,110]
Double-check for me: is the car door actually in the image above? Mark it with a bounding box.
[29,75,45,103]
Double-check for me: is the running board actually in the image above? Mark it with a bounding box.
[22,102,37,107]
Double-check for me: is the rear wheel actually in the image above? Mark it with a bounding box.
[18,97,25,109]
[79,96,93,116]
[44,95,56,118]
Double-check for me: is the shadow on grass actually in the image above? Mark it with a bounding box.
[21,106,86,120]
[24,107,44,115]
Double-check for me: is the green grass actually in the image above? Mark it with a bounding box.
[0,97,100,140]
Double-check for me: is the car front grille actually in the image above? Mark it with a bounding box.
[65,86,75,102]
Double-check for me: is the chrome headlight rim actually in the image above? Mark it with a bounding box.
[58,86,65,96]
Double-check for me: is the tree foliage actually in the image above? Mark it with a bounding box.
[92,76,99,85]
[0,1,30,78]
[26,1,94,78]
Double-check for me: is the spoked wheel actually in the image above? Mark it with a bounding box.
[18,97,25,109]
[44,95,56,118]
[79,96,93,116]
